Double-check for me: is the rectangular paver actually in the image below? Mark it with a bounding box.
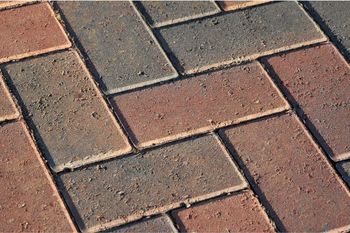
[57,1,177,94]
[264,44,350,161]
[135,1,220,27]
[111,62,288,148]
[220,114,350,232]
[172,191,274,232]
[336,161,350,187]
[58,135,246,231]
[156,1,325,74]
[0,121,74,232]
[0,75,18,121]
[217,1,270,11]
[0,3,71,63]
[4,51,131,172]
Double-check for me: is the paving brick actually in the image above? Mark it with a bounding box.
[217,1,270,11]
[135,1,220,27]
[0,121,74,232]
[305,2,350,60]
[58,135,246,231]
[264,44,350,161]
[0,1,28,8]
[103,216,176,233]
[336,161,350,187]
[111,62,288,148]
[172,191,274,232]
[57,1,176,94]
[4,51,131,171]
[220,114,350,232]
[156,1,325,74]
[0,3,70,63]
[0,75,18,121]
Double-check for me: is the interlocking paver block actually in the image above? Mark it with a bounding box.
[136,1,220,27]
[0,75,18,121]
[4,51,131,171]
[0,1,28,8]
[220,114,350,232]
[103,216,176,233]
[306,2,350,60]
[58,135,246,231]
[57,1,176,94]
[336,161,350,187]
[0,121,74,232]
[111,62,288,148]
[157,1,325,74]
[0,3,70,63]
[264,44,350,161]
[217,1,270,11]
[172,191,274,232]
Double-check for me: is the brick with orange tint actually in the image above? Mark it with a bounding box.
[0,75,18,121]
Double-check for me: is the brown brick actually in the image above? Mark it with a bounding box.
[217,1,270,11]
[172,191,274,232]
[220,114,350,232]
[0,121,74,232]
[0,3,70,63]
[111,62,288,148]
[0,75,18,121]
[4,51,131,171]
[0,1,28,9]
[264,44,350,161]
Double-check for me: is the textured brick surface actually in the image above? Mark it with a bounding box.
[220,114,350,232]
[136,1,219,27]
[103,216,176,233]
[264,44,350,161]
[0,3,70,63]
[58,1,176,94]
[336,161,350,187]
[306,2,350,60]
[0,121,74,232]
[217,1,270,11]
[157,1,325,74]
[4,51,131,171]
[172,191,274,232]
[0,75,18,121]
[111,62,288,147]
[58,135,245,231]
[0,1,28,8]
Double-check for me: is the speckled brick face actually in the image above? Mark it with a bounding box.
[156,1,325,74]
[0,76,18,121]
[136,1,219,27]
[4,51,131,171]
[111,62,288,148]
[0,3,70,63]
[58,135,246,231]
[220,114,350,232]
[0,122,74,232]
[337,161,350,187]
[57,1,176,94]
[264,44,350,161]
[217,1,270,11]
[172,191,274,232]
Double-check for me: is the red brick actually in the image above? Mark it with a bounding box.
[0,3,70,63]
[0,75,18,121]
[111,62,288,148]
[220,114,350,232]
[264,44,350,161]
[217,1,270,11]
[0,1,28,9]
[0,121,75,232]
[172,191,274,232]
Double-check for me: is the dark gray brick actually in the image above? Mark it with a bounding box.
[57,1,177,94]
[58,135,246,231]
[4,51,131,171]
[136,1,220,27]
[156,1,325,74]
[336,161,350,187]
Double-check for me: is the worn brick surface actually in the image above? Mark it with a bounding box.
[136,1,219,27]
[0,1,28,8]
[103,216,176,233]
[0,75,18,121]
[58,135,246,231]
[0,3,70,63]
[220,114,350,232]
[217,1,270,11]
[172,191,274,232]
[57,1,176,94]
[264,44,350,161]
[337,161,350,187]
[111,62,288,148]
[306,2,350,60]
[4,51,131,171]
[156,1,325,74]
[0,121,74,232]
